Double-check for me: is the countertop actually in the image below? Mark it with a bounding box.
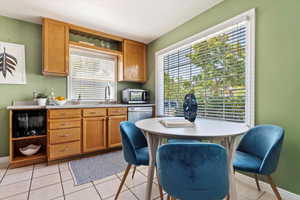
[7,103,155,110]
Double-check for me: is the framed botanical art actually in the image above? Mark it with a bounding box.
[0,41,26,84]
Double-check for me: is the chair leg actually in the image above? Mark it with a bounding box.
[155,167,164,200]
[157,183,164,200]
[114,164,132,200]
[167,194,171,200]
[226,194,230,200]
[266,175,282,200]
[132,166,137,179]
[254,174,261,191]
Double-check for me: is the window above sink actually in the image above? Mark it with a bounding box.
[67,47,117,102]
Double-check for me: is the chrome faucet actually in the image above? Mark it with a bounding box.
[104,83,111,103]
[75,94,81,104]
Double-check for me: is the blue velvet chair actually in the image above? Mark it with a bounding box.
[115,121,163,200]
[157,142,229,200]
[233,125,284,200]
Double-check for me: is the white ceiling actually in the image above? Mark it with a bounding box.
[0,0,223,44]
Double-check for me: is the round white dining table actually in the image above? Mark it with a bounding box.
[135,117,249,200]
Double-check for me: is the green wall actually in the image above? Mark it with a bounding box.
[144,0,300,195]
[0,16,141,157]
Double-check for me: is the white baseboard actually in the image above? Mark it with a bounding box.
[238,173,300,200]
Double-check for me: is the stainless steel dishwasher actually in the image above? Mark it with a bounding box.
[127,106,153,123]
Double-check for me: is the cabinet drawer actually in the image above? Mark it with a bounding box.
[83,108,107,117]
[48,119,81,130]
[108,107,127,116]
[49,141,81,160]
[49,128,81,144]
[48,109,81,119]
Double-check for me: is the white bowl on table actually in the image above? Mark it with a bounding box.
[55,100,67,106]
[19,144,41,156]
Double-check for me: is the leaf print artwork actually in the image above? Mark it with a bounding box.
[0,47,18,78]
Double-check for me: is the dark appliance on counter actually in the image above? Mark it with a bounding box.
[121,88,150,104]
[13,110,47,138]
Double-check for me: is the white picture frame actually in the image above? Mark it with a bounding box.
[0,41,26,84]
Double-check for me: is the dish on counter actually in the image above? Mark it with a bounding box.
[55,96,67,106]
[19,144,41,156]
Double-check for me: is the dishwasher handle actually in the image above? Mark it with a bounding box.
[128,107,153,112]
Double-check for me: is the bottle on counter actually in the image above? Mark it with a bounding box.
[33,89,38,105]
[48,88,56,105]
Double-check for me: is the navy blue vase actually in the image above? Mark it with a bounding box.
[183,93,198,122]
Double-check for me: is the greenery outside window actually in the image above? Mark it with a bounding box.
[156,9,255,126]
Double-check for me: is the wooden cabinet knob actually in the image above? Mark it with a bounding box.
[59,134,70,137]
[59,147,68,152]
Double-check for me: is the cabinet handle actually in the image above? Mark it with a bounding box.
[59,134,70,137]
[60,123,68,126]
[89,112,97,114]
[59,147,68,152]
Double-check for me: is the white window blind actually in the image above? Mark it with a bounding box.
[68,48,117,101]
[156,10,255,125]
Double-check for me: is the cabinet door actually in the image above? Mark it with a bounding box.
[122,40,146,82]
[107,115,127,148]
[83,117,107,153]
[43,18,69,76]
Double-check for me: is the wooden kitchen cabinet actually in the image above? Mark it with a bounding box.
[82,117,107,153]
[42,18,69,76]
[49,141,81,160]
[120,40,146,82]
[107,115,127,148]
[47,109,81,161]
[9,107,129,166]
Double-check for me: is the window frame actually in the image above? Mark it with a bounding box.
[155,9,255,127]
[67,46,118,102]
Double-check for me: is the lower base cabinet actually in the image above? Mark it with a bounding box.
[49,141,81,160]
[47,108,129,161]
[107,115,127,148]
[83,117,107,153]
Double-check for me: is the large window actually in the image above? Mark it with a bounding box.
[156,9,255,126]
[68,47,117,101]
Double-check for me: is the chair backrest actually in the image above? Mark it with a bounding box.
[120,121,148,165]
[157,142,228,200]
[238,125,284,174]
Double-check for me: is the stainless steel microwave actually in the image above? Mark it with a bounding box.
[121,89,150,104]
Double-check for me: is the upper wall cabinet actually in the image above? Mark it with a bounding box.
[42,18,69,76]
[119,40,147,82]
[42,18,147,80]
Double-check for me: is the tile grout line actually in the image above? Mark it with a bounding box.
[25,165,64,197]
[60,162,102,199]
[2,164,271,200]
[0,165,31,200]
[92,181,104,200]
[58,162,66,200]
[62,182,99,198]
[0,163,9,184]
[115,173,140,200]
[257,191,267,200]
[5,165,150,200]
[27,164,35,200]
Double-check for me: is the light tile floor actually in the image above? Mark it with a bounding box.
[0,159,280,200]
